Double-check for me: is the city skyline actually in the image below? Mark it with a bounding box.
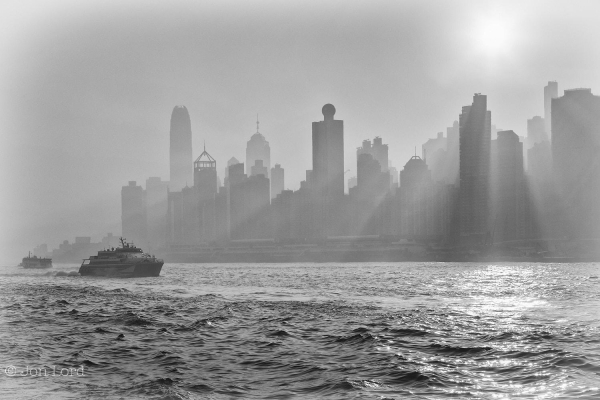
[3,0,600,261]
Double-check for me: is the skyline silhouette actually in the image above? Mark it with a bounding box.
[3,0,600,261]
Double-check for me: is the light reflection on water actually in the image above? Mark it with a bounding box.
[0,262,599,399]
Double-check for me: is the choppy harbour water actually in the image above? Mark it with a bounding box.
[0,263,599,399]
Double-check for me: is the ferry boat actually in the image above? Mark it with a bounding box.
[79,237,163,277]
[20,252,53,269]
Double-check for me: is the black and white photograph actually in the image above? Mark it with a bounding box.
[1,0,600,398]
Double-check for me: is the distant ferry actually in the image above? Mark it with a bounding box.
[79,237,163,277]
[20,252,53,269]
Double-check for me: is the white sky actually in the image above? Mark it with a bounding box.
[2,0,600,261]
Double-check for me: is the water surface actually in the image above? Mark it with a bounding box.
[0,262,599,399]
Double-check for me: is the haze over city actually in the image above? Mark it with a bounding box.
[2,0,600,261]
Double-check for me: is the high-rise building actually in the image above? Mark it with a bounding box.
[422,132,448,183]
[169,106,193,191]
[229,166,271,240]
[491,130,530,243]
[194,146,218,242]
[459,93,491,244]
[388,165,399,189]
[313,104,344,201]
[544,81,558,139]
[527,116,547,147]
[145,177,169,250]
[224,157,240,188]
[271,164,284,200]
[358,137,389,172]
[194,146,218,197]
[445,120,460,185]
[552,88,600,238]
[251,160,268,178]
[355,153,388,201]
[246,119,270,178]
[398,156,452,241]
[272,189,293,239]
[122,181,146,245]
[312,104,344,236]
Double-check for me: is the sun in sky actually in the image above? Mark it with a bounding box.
[472,14,517,59]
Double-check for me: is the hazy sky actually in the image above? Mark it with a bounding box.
[2,0,600,261]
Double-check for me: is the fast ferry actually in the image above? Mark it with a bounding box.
[20,252,53,269]
[79,237,163,277]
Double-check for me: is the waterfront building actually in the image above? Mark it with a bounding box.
[145,177,169,250]
[544,81,558,139]
[170,106,193,191]
[246,118,270,178]
[312,104,344,236]
[552,88,600,238]
[122,181,146,245]
[271,164,284,200]
[459,93,491,244]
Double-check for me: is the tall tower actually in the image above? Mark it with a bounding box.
[552,88,600,238]
[271,164,284,199]
[544,81,558,139]
[492,130,527,242]
[312,104,344,202]
[122,181,146,245]
[246,117,271,177]
[194,144,218,198]
[170,106,193,191]
[459,93,491,243]
[312,104,344,237]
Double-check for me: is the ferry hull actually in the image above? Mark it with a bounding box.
[79,262,163,277]
[20,260,53,269]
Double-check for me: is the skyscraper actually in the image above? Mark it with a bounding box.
[246,118,270,177]
[459,93,491,244]
[170,106,193,191]
[194,146,218,243]
[544,81,558,139]
[312,104,344,202]
[552,88,600,238]
[194,146,218,197]
[491,130,529,243]
[271,164,284,200]
[145,177,169,250]
[122,181,146,245]
[312,104,344,236]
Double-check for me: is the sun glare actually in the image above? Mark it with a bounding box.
[473,17,515,58]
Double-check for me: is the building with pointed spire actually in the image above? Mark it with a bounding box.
[170,106,193,191]
[246,116,271,178]
[194,143,218,197]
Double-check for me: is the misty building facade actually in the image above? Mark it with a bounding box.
[312,104,344,236]
[271,164,284,200]
[544,81,558,139]
[491,131,532,243]
[228,163,271,240]
[398,156,453,241]
[552,88,600,238]
[170,106,193,191]
[422,132,448,183]
[251,160,268,178]
[246,121,271,178]
[194,148,218,242]
[145,177,169,250]
[459,93,491,244]
[122,181,146,245]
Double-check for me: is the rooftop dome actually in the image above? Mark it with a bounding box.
[322,104,336,120]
